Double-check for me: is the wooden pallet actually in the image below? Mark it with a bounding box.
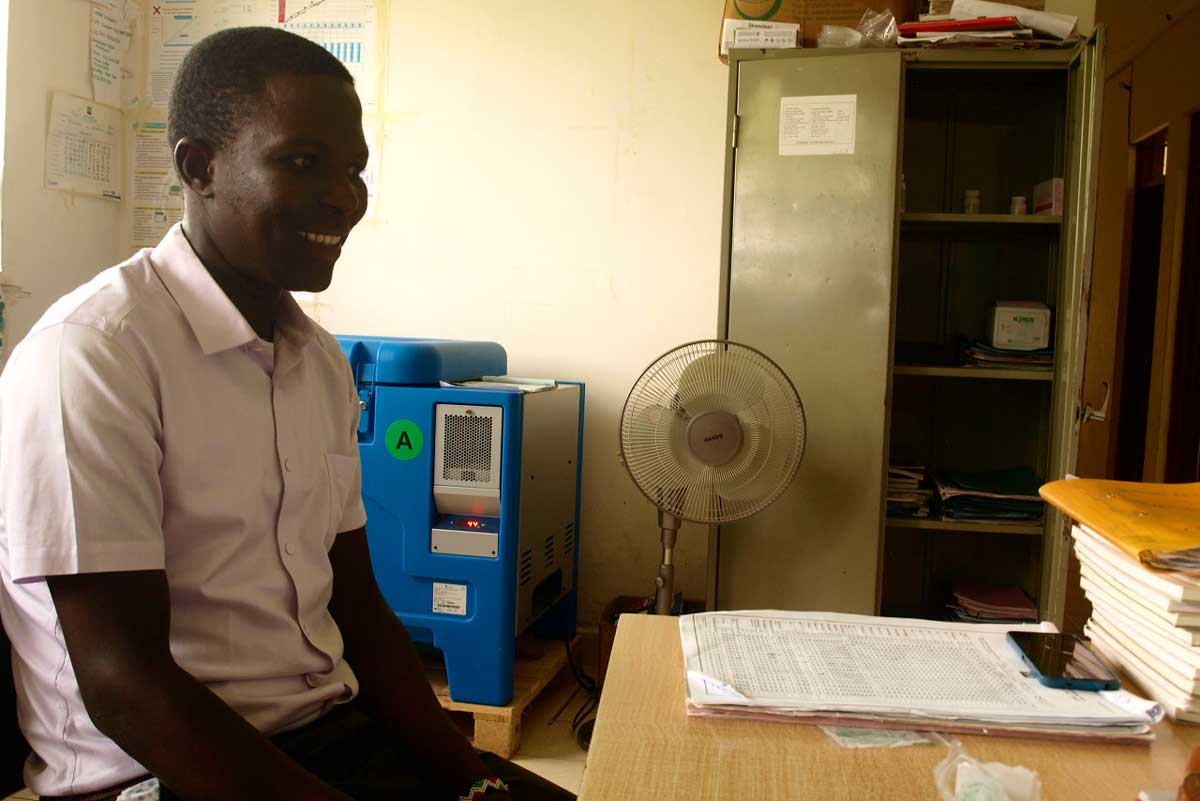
[426,636,576,758]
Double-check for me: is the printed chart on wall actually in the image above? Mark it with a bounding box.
[46,93,123,201]
[91,4,134,110]
[279,0,381,113]
[146,0,382,112]
[130,120,184,248]
[133,0,385,249]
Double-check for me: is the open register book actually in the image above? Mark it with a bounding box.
[680,610,1163,743]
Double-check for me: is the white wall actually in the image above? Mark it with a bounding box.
[2,0,126,354]
[315,3,730,624]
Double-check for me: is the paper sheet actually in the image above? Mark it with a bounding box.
[146,0,381,111]
[279,0,381,113]
[130,120,183,247]
[779,95,856,156]
[45,93,123,200]
[147,0,197,107]
[681,610,1161,728]
[91,5,132,109]
[949,0,1078,40]
[362,125,380,219]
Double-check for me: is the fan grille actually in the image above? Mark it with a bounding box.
[619,340,806,524]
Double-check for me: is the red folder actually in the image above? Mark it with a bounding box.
[899,16,1022,35]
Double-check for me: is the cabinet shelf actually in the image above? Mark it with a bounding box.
[886,517,1044,536]
[893,365,1054,381]
[901,213,1062,225]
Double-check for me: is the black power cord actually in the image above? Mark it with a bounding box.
[564,636,599,750]
[563,594,657,750]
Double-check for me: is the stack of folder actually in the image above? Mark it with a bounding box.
[949,583,1038,624]
[935,467,1045,523]
[1040,479,1200,723]
[961,338,1054,371]
[887,465,931,518]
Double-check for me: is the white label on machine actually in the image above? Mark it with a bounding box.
[432,582,468,616]
[779,95,857,156]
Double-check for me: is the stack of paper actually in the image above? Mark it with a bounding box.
[899,0,1078,48]
[442,376,557,394]
[935,467,1045,523]
[680,610,1162,742]
[950,583,1038,624]
[888,465,932,518]
[961,338,1055,371]
[1074,524,1200,723]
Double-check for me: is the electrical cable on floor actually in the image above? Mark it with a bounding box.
[564,636,599,750]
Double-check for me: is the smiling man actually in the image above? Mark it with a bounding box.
[0,27,572,801]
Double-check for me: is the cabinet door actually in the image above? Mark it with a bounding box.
[1042,31,1105,626]
[716,51,902,613]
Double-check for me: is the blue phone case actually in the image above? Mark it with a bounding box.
[1007,633,1120,692]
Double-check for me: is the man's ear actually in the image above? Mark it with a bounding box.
[173,138,215,198]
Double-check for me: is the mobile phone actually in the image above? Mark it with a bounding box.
[1007,631,1121,691]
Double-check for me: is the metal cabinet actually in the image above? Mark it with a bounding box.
[711,40,1102,627]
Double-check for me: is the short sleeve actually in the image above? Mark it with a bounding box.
[335,353,367,534]
[0,323,165,581]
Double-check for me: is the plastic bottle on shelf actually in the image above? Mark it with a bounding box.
[963,189,981,215]
[1010,195,1028,215]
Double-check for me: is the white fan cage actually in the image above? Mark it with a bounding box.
[619,340,806,524]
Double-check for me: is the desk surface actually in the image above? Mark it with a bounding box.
[579,614,1200,801]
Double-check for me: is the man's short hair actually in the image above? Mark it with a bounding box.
[168,26,354,151]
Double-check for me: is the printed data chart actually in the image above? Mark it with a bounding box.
[278,0,380,111]
[282,20,365,65]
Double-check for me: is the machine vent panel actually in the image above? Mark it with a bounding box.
[562,522,575,558]
[543,534,556,569]
[443,414,493,483]
[519,548,534,587]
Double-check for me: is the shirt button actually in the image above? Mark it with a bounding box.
[285,542,296,555]
[284,458,293,472]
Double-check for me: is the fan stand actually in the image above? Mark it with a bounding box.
[654,510,682,615]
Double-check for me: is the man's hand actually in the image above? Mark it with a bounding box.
[329,528,493,796]
[48,570,353,801]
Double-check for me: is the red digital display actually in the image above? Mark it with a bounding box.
[463,519,482,529]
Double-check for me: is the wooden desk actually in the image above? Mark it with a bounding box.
[579,615,1200,801]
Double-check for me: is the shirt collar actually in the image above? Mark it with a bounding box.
[150,224,316,356]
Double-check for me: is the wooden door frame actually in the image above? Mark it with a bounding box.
[1076,6,1200,481]
[1065,5,1200,631]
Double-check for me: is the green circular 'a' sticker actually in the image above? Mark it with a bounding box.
[385,419,424,461]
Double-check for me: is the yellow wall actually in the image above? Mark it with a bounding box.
[1045,0,1096,34]
[311,3,730,624]
[2,0,127,354]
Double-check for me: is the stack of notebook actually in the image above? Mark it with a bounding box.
[1073,524,1200,723]
[887,465,931,519]
[1039,479,1200,723]
[935,467,1045,524]
[949,583,1038,624]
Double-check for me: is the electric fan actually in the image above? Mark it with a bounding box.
[618,339,807,614]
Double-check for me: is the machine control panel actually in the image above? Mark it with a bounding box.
[431,514,500,558]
